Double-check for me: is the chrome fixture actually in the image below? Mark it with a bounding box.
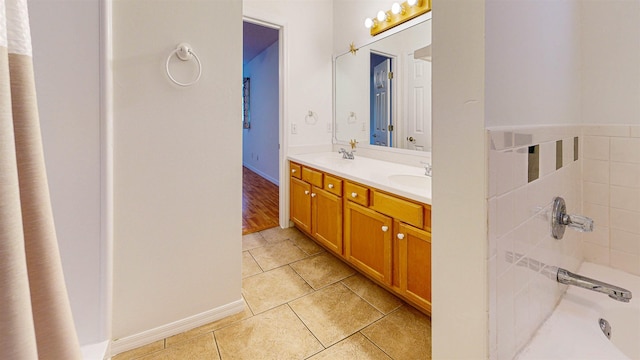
[556,268,632,303]
[599,318,612,339]
[551,196,594,239]
[420,161,432,177]
[338,148,355,160]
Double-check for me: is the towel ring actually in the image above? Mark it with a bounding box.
[305,110,318,125]
[166,43,202,87]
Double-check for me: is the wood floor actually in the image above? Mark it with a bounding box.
[242,166,279,235]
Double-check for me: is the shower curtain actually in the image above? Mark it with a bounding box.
[0,0,81,359]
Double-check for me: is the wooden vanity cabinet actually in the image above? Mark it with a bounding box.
[289,161,431,313]
[289,162,343,254]
[344,201,393,285]
[312,187,343,253]
[394,221,431,309]
[290,177,312,233]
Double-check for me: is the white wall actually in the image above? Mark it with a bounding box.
[112,0,242,343]
[243,0,333,151]
[581,1,640,124]
[29,0,104,346]
[431,1,488,358]
[485,0,581,127]
[243,41,280,184]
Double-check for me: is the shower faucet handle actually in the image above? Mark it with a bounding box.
[552,196,594,239]
[564,213,594,233]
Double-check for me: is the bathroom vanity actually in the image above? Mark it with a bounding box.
[288,153,431,314]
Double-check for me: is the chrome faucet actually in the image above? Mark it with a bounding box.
[338,148,355,160]
[420,161,432,177]
[556,267,632,303]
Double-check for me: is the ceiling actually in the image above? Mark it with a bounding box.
[243,22,279,65]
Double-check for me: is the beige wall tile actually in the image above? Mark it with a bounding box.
[610,162,640,188]
[583,202,610,228]
[611,137,640,163]
[611,229,640,255]
[583,136,610,160]
[583,182,609,206]
[610,250,640,276]
[610,208,640,234]
[583,159,610,184]
[583,125,630,137]
[610,186,640,212]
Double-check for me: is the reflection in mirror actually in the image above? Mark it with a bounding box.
[334,18,431,151]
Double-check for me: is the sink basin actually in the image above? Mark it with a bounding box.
[388,174,430,190]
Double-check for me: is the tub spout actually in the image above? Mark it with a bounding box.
[557,268,632,303]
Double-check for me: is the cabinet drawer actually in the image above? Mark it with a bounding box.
[290,162,302,179]
[302,167,323,188]
[345,182,369,206]
[324,175,343,197]
[370,190,424,229]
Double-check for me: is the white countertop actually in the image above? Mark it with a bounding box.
[287,152,431,204]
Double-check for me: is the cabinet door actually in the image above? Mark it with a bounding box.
[396,222,431,311]
[344,201,392,284]
[290,177,312,233]
[312,187,343,254]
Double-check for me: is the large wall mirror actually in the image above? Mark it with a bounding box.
[334,17,431,152]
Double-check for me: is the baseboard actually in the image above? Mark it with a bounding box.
[243,163,279,186]
[81,340,110,360]
[110,298,245,356]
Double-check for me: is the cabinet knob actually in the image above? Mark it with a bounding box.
[311,193,316,198]
[328,183,334,189]
[304,190,310,195]
[381,226,389,232]
[292,169,296,173]
[397,233,405,240]
[351,192,358,198]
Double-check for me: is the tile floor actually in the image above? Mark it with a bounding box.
[113,227,432,360]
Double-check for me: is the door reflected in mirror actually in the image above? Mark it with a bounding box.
[334,18,431,152]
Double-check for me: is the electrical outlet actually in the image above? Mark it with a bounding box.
[361,123,365,131]
[291,123,297,134]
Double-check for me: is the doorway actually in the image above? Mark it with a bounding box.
[242,20,281,234]
[370,52,394,147]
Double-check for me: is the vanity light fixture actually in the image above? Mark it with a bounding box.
[391,2,405,15]
[365,0,431,36]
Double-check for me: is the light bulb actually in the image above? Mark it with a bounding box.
[391,2,402,14]
[364,17,374,29]
[407,0,418,6]
[377,10,387,22]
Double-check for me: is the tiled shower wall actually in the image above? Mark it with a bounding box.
[582,125,640,276]
[487,126,583,360]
